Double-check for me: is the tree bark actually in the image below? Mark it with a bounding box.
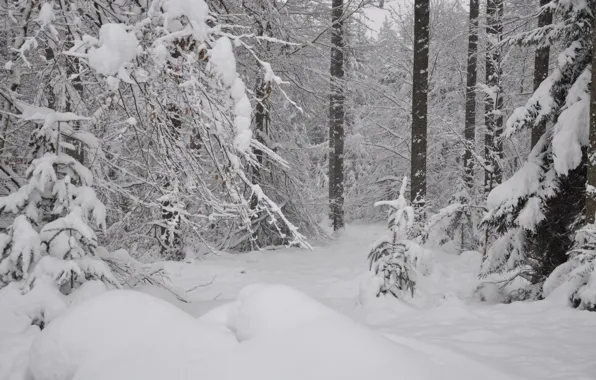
[484,0,504,192]
[410,0,430,205]
[328,0,345,231]
[531,0,553,148]
[463,0,479,189]
[585,22,596,224]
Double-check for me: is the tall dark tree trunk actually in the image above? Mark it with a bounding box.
[411,0,430,206]
[463,0,479,189]
[531,0,553,148]
[586,22,596,224]
[328,0,345,231]
[484,0,504,192]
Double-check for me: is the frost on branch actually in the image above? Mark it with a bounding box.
[367,177,417,299]
[49,0,312,254]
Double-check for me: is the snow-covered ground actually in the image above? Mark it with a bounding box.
[1,224,595,379]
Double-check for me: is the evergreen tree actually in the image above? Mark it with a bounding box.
[0,109,118,294]
[481,0,595,299]
[368,177,417,298]
[543,10,596,309]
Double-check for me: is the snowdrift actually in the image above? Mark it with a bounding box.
[26,284,520,380]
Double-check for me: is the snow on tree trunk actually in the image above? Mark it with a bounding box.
[328,0,346,231]
[410,0,429,207]
[531,0,553,149]
[484,0,504,193]
[586,22,596,224]
[464,0,479,190]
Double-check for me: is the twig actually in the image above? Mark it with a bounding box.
[185,275,216,293]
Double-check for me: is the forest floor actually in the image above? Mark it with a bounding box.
[151,223,596,380]
[1,224,595,379]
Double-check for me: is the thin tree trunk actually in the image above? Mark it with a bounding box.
[585,23,596,224]
[64,55,85,165]
[484,0,504,192]
[328,0,345,231]
[463,0,479,189]
[531,0,553,148]
[411,0,430,206]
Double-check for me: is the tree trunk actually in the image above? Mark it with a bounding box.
[463,0,479,189]
[328,0,345,231]
[484,0,504,192]
[585,22,596,224]
[411,0,430,206]
[531,0,553,148]
[64,55,85,165]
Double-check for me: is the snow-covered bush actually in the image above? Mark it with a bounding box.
[0,112,119,295]
[544,224,596,310]
[367,177,417,298]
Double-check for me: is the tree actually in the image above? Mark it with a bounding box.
[463,0,480,189]
[0,109,118,295]
[531,0,553,148]
[481,0,594,299]
[411,0,430,206]
[0,0,311,257]
[368,177,417,298]
[586,16,596,225]
[484,0,505,192]
[329,0,346,231]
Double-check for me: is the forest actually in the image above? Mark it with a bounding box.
[0,0,595,379]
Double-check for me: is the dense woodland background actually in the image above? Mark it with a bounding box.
[0,0,595,308]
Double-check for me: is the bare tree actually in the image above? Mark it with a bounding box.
[328,0,346,231]
[463,0,479,189]
[411,0,430,206]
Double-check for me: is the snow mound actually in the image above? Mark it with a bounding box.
[197,284,433,380]
[27,284,520,380]
[29,290,236,380]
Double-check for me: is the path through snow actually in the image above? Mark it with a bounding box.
[150,224,596,380]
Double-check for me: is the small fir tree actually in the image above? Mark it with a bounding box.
[368,176,416,298]
[0,110,119,294]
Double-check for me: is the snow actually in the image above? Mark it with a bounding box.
[210,37,238,87]
[551,66,590,176]
[1,225,595,380]
[160,0,209,40]
[28,290,236,380]
[208,37,254,154]
[87,24,139,76]
[36,3,55,27]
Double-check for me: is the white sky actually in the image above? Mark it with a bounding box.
[363,0,469,37]
[363,0,407,36]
